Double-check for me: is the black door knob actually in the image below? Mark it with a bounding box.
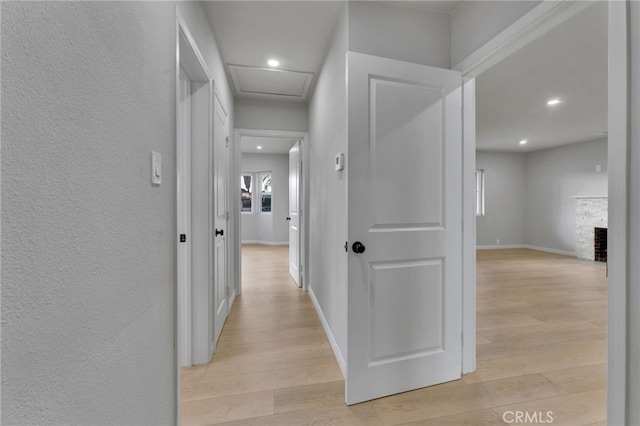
[352,241,366,254]
[215,228,224,236]
[286,217,291,221]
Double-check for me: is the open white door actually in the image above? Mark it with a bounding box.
[213,93,229,344]
[346,52,463,404]
[288,141,301,287]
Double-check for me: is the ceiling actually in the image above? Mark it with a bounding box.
[204,1,607,152]
[475,1,607,152]
[203,1,346,102]
[241,136,298,154]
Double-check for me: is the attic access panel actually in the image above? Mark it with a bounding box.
[229,65,313,100]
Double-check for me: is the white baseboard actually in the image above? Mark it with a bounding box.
[308,286,346,377]
[523,245,576,257]
[477,244,525,250]
[476,244,576,257]
[241,240,289,246]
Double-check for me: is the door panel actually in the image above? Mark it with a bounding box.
[347,52,462,404]
[368,259,443,364]
[289,142,301,287]
[213,95,228,344]
[371,79,443,226]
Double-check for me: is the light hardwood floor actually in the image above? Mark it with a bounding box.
[181,246,607,425]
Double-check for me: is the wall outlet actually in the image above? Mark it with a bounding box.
[496,239,501,245]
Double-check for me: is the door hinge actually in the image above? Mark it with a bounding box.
[344,241,348,252]
[180,234,186,243]
[225,136,229,147]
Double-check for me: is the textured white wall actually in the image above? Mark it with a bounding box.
[451,1,541,67]
[1,2,177,424]
[476,151,526,246]
[234,98,309,132]
[1,2,232,424]
[308,5,349,366]
[348,1,451,69]
[240,153,289,244]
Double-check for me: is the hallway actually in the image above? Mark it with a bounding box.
[181,247,606,425]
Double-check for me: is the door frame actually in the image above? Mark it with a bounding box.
[232,129,310,294]
[455,1,628,423]
[175,8,214,422]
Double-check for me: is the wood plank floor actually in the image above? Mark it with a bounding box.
[181,246,607,425]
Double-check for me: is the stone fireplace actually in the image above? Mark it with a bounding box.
[575,196,608,261]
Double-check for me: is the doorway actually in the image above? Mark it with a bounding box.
[233,129,309,296]
[175,13,234,423]
[176,15,214,368]
[461,1,609,423]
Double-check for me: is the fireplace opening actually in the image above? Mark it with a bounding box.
[594,227,608,262]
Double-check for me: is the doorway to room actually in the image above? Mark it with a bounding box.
[234,129,309,295]
[468,2,608,422]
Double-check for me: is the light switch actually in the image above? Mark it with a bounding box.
[595,164,602,172]
[152,151,161,184]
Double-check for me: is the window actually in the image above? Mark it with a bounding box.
[260,173,272,213]
[241,174,253,213]
[475,169,485,216]
[241,172,272,214]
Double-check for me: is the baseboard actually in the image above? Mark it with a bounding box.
[523,245,576,257]
[308,286,346,377]
[241,240,289,246]
[476,244,576,257]
[477,244,525,250]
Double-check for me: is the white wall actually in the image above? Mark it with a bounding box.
[348,1,450,69]
[0,2,232,424]
[451,1,542,67]
[235,98,308,132]
[525,138,607,253]
[308,5,349,370]
[476,152,526,246]
[241,153,289,244]
[1,2,175,423]
[476,139,608,253]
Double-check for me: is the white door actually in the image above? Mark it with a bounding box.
[288,141,301,287]
[213,94,229,344]
[177,68,192,366]
[346,52,463,404]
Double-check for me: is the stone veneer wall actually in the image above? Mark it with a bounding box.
[575,197,608,260]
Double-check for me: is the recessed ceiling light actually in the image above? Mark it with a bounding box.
[520,140,527,145]
[267,59,279,67]
[547,99,561,106]
[256,146,263,150]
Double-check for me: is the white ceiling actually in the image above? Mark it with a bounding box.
[241,136,298,154]
[476,1,607,152]
[204,1,607,153]
[203,1,346,101]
